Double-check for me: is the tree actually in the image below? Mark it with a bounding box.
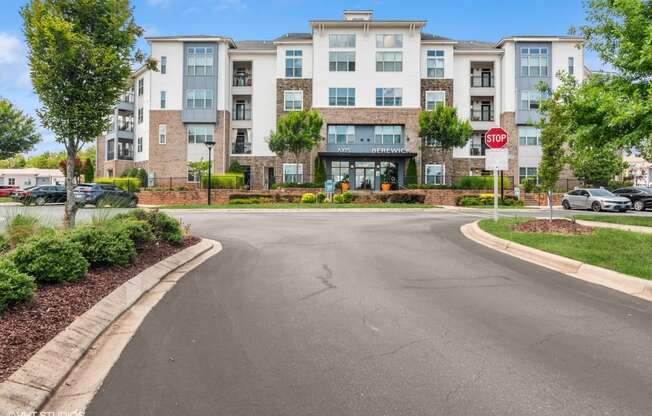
[227,160,244,174]
[313,156,326,185]
[268,110,323,182]
[58,157,82,184]
[568,144,628,186]
[83,158,94,183]
[0,155,27,169]
[22,0,156,228]
[406,159,417,185]
[418,106,473,184]
[0,98,41,159]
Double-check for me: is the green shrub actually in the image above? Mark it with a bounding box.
[69,226,136,267]
[456,194,523,207]
[0,258,36,313]
[522,178,535,193]
[456,176,511,190]
[607,179,634,191]
[96,177,141,192]
[342,192,353,203]
[146,211,183,245]
[406,184,449,189]
[333,194,345,204]
[0,234,9,254]
[406,159,417,185]
[11,236,89,283]
[229,197,274,204]
[315,192,326,203]
[121,168,148,188]
[301,193,316,203]
[201,173,244,189]
[386,193,426,204]
[6,214,42,248]
[227,160,244,174]
[108,219,155,248]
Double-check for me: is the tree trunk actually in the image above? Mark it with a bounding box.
[63,145,78,229]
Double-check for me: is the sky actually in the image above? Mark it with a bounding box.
[0,0,607,155]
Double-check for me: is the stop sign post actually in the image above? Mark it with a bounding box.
[484,128,509,222]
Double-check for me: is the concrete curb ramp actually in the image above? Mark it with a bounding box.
[0,238,220,415]
[461,220,652,303]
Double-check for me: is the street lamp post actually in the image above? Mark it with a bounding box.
[205,140,216,206]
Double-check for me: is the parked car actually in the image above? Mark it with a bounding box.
[11,185,67,206]
[0,185,19,197]
[561,188,631,212]
[613,187,652,211]
[73,183,138,208]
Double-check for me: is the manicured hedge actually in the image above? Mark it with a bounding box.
[201,173,244,189]
[456,176,511,190]
[96,177,141,192]
[11,236,89,283]
[456,194,523,207]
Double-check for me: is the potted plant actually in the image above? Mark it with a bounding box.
[340,174,350,192]
[381,173,392,192]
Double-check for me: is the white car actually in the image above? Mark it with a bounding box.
[562,188,632,212]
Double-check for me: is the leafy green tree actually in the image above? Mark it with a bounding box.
[188,160,209,178]
[227,160,244,174]
[0,155,27,169]
[418,106,473,182]
[22,0,155,228]
[313,156,326,185]
[268,110,323,182]
[83,158,94,183]
[0,98,41,159]
[569,144,628,186]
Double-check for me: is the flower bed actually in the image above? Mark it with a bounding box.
[0,209,198,382]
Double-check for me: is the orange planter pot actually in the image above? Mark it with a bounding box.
[381,183,391,192]
[341,182,350,192]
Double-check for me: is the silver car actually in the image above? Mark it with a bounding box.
[562,188,632,212]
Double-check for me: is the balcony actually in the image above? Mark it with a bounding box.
[470,62,495,95]
[232,108,251,121]
[233,74,252,87]
[470,108,494,122]
[117,91,135,111]
[470,75,494,88]
[231,140,252,155]
[232,61,252,95]
[117,139,134,161]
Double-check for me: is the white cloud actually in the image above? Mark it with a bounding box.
[0,33,22,65]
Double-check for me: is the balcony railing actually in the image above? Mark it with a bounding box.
[231,141,252,154]
[470,108,495,122]
[470,75,494,88]
[119,92,135,103]
[117,123,134,132]
[233,74,252,87]
[232,109,252,121]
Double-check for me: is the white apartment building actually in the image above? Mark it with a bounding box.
[96,10,585,190]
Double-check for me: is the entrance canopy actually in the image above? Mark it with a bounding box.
[318,152,417,158]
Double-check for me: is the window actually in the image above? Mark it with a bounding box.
[328,88,355,106]
[329,52,355,72]
[187,167,200,183]
[187,125,214,144]
[107,139,115,160]
[469,134,483,156]
[160,91,166,109]
[376,88,402,106]
[7,178,15,186]
[283,90,303,111]
[137,107,143,124]
[283,163,303,183]
[425,91,446,110]
[186,89,213,109]
[137,137,143,152]
[520,47,548,77]
[161,56,167,74]
[519,127,541,146]
[187,47,214,76]
[374,126,402,144]
[376,34,403,48]
[520,90,546,110]
[327,125,355,144]
[331,161,349,182]
[138,78,144,95]
[427,50,445,78]
[568,57,575,75]
[425,164,444,185]
[329,34,355,48]
[519,167,539,184]
[285,50,303,77]
[376,52,402,72]
[158,124,166,145]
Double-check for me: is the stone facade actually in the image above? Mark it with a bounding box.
[96,135,107,177]
[276,78,313,118]
[500,111,519,180]
[420,79,454,108]
[230,154,314,189]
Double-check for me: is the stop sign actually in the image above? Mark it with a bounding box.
[484,128,509,149]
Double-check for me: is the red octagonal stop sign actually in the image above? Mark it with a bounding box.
[484,127,509,149]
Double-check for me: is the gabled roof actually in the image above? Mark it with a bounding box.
[420,33,454,42]
[273,32,313,42]
[234,40,276,50]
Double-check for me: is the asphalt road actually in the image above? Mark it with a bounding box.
[85,211,652,416]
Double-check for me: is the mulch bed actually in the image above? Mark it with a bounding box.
[0,235,200,383]
[512,219,594,235]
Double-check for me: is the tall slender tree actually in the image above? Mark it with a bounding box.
[22,0,156,227]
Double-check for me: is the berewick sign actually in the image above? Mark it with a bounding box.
[484,127,509,149]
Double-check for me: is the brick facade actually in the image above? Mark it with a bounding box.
[276,78,313,118]
[420,79,454,108]
[500,111,519,180]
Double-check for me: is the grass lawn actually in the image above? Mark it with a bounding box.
[572,215,652,228]
[0,197,12,203]
[160,203,442,209]
[460,205,531,209]
[478,217,652,280]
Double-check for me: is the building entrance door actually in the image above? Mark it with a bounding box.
[354,162,375,190]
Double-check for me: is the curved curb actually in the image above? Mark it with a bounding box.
[573,219,652,234]
[461,220,652,303]
[0,238,220,416]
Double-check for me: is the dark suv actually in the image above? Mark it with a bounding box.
[73,183,138,208]
[613,187,652,211]
[11,185,67,205]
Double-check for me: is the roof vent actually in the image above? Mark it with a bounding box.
[343,10,373,21]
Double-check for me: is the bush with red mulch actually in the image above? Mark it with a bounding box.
[512,219,594,235]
